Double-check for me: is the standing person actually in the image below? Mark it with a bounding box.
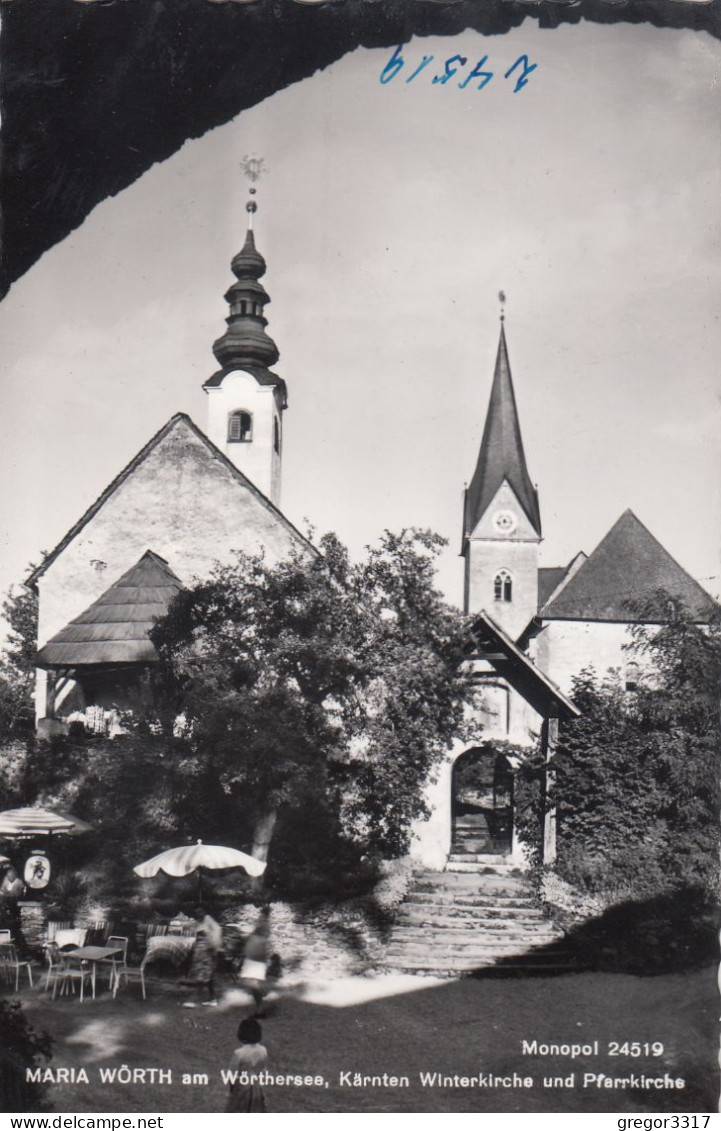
[239,905,270,1017]
[225,1018,268,1113]
[0,866,25,910]
[0,866,30,957]
[0,867,25,928]
[182,906,221,1007]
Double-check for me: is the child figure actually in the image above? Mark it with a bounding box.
[225,1018,268,1113]
[239,905,270,1017]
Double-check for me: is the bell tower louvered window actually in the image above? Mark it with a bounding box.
[228,411,253,443]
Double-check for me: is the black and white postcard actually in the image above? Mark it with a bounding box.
[0,0,718,1117]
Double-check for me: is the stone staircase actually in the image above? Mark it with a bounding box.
[379,859,571,976]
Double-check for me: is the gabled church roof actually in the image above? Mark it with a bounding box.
[540,510,715,622]
[36,550,183,667]
[27,413,316,588]
[537,552,587,611]
[464,324,541,539]
[538,567,569,609]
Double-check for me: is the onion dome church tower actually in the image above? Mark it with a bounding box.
[463,310,541,641]
[203,191,287,506]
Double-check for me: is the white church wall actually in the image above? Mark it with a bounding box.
[466,539,539,640]
[205,370,283,505]
[35,418,306,659]
[409,684,543,871]
[532,619,643,695]
[465,484,539,640]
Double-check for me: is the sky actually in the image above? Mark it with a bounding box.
[0,20,719,615]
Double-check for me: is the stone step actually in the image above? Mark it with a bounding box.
[388,939,563,956]
[405,900,538,918]
[406,892,536,909]
[402,894,544,910]
[414,873,520,882]
[384,942,562,960]
[398,904,550,922]
[415,873,528,890]
[389,926,562,945]
[451,835,511,846]
[398,909,545,927]
[379,956,577,975]
[414,867,522,879]
[380,950,570,968]
[446,861,524,874]
[411,881,533,893]
[446,853,514,864]
[385,863,565,976]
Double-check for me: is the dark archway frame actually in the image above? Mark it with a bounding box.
[452,744,515,856]
[0,0,717,298]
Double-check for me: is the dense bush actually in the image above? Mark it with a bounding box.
[551,594,720,903]
[0,1000,52,1112]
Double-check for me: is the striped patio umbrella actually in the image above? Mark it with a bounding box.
[0,807,92,838]
[133,840,266,880]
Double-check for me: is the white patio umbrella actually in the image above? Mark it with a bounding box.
[133,839,266,897]
[0,806,92,838]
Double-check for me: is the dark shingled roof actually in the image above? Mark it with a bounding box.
[36,550,183,667]
[537,552,588,610]
[464,324,541,540]
[540,510,716,622]
[538,567,569,608]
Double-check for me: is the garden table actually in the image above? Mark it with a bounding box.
[65,945,124,999]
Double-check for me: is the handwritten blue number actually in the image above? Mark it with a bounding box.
[407,56,434,83]
[458,55,494,91]
[380,45,405,85]
[504,55,537,93]
[433,55,468,85]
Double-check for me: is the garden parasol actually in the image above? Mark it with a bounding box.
[0,807,93,839]
[133,840,266,899]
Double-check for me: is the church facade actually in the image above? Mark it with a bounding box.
[411,321,713,870]
[30,200,313,730]
[28,202,712,870]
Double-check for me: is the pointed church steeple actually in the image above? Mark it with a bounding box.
[464,320,541,540]
[203,180,286,507]
[462,310,541,637]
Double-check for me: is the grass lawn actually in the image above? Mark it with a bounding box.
[11,965,717,1114]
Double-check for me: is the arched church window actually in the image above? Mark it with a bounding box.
[493,569,512,602]
[228,411,253,443]
[273,418,280,454]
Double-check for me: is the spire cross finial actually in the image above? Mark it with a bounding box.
[498,290,506,323]
[240,155,267,232]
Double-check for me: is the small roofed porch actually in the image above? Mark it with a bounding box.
[34,550,182,735]
[411,609,580,872]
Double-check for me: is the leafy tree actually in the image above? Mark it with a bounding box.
[0,579,38,737]
[0,574,39,810]
[147,529,476,876]
[551,591,720,899]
